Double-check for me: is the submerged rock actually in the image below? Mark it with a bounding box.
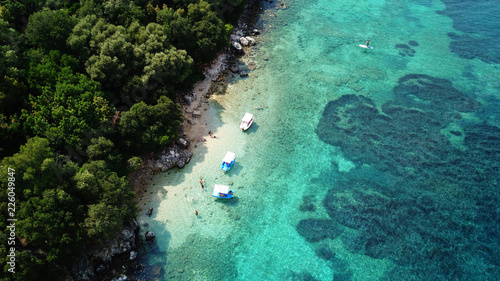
[315,245,335,260]
[145,231,156,241]
[296,219,342,242]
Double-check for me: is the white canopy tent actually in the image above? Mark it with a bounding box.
[212,184,230,196]
[222,151,236,163]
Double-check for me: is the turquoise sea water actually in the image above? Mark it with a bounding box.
[136,0,500,280]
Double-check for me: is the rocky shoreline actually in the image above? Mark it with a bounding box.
[68,0,287,280]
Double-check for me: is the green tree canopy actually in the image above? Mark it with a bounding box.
[86,136,123,169]
[169,9,196,56]
[86,136,114,161]
[0,18,27,157]
[66,14,100,60]
[0,18,21,79]
[26,49,80,90]
[102,0,146,27]
[141,47,193,89]
[76,160,136,242]
[76,0,104,18]
[22,53,112,149]
[156,4,176,34]
[166,1,226,62]
[24,8,77,51]
[0,137,136,278]
[18,187,83,263]
[0,137,87,279]
[119,95,183,153]
[0,137,54,200]
[128,22,169,54]
[68,17,143,89]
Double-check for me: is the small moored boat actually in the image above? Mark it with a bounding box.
[212,184,234,199]
[240,113,254,131]
[221,151,236,172]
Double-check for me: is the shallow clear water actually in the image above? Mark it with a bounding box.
[137,0,500,280]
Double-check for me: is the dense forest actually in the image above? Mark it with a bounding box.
[0,0,245,280]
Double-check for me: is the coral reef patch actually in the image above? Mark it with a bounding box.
[299,195,317,212]
[296,219,342,242]
[408,40,419,47]
[310,74,500,279]
[395,42,417,57]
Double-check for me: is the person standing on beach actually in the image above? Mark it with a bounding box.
[199,179,204,189]
[195,210,198,216]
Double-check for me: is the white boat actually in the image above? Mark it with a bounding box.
[220,151,236,172]
[240,113,254,130]
[211,184,234,199]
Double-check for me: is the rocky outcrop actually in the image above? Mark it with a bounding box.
[129,251,137,261]
[229,34,241,42]
[95,221,139,263]
[245,36,256,46]
[230,63,240,73]
[231,41,244,54]
[240,36,249,46]
[70,221,140,281]
[149,144,193,172]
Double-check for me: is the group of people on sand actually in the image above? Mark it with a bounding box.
[201,130,217,142]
